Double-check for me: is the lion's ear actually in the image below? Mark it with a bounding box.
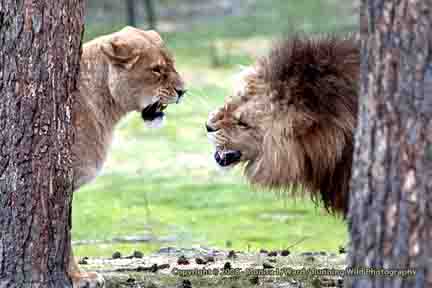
[100,38,140,69]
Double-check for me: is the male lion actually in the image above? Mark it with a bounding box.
[206,35,359,215]
[70,26,185,287]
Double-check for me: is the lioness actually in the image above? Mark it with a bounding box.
[70,26,185,287]
[206,35,358,215]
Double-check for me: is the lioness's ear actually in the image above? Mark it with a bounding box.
[100,38,140,69]
[144,30,164,46]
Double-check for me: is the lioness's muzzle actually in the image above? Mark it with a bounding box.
[214,150,242,167]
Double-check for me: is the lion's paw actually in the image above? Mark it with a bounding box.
[71,271,105,288]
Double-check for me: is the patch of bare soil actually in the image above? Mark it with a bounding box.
[79,247,347,287]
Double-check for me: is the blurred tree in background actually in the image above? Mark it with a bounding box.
[144,0,157,29]
[101,0,158,29]
[127,0,137,27]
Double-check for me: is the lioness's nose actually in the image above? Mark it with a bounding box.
[175,89,186,104]
[206,123,218,133]
[175,89,186,98]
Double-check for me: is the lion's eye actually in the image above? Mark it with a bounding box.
[151,66,162,75]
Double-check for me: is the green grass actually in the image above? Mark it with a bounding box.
[73,0,356,257]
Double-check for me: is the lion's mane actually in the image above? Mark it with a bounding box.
[246,35,359,215]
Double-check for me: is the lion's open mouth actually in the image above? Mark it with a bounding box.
[214,149,242,167]
[141,101,168,122]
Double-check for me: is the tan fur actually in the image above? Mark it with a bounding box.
[73,26,184,189]
[70,26,185,286]
[207,34,359,215]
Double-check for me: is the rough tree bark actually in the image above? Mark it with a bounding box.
[348,0,431,287]
[0,1,85,287]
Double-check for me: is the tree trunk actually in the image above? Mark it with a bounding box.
[126,0,136,27]
[348,0,432,287]
[0,1,85,287]
[144,0,156,30]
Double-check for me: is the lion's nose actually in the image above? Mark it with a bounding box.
[206,123,218,133]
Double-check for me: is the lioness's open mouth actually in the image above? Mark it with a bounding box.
[141,101,168,122]
[214,149,242,167]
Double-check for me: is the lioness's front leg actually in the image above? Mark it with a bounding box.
[68,246,105,288]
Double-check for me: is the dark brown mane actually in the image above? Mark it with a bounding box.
[263,34,359,113]
[255,34,360,215]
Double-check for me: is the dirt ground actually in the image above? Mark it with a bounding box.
[79,247,346,288]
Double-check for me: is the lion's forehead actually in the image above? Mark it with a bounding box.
[210,64,270,125]
[219,98,269,121]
